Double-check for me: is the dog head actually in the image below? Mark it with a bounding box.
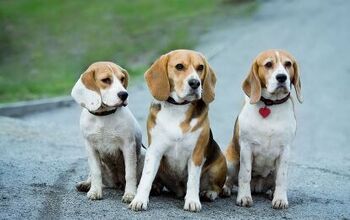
[71,61,129,112]
[243,49,302,104]
[145,49,216,104]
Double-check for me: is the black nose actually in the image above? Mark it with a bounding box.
[276,74,287,83]
[117,91,128,101]
[188,79,200,90]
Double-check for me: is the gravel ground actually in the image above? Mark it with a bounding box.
[1,0,350,219]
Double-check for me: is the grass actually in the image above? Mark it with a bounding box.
[0,0,257,103]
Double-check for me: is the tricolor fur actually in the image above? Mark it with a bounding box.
[129,50,227,212]
[71,61,143,203]
[223,50,302,209]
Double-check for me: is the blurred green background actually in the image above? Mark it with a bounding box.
[0,0,256,103]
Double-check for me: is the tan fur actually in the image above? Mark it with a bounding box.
[144,55,170,101]
[242,49,302,104]
[147,103,161,145]
[81,61,129,91]
[146,49,226,198]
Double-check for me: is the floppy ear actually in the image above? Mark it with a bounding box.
[292,62,303,103]
[71,68,101,111]
[242,60,261,104]
[144,54,170,101]
[202,59,217,105]
[120,67,129,89]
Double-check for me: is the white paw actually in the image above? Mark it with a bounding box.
[122,192,135,203]
[222,185,232,197]
[272,197,288,209]
[200,190,218,201]
[87,188,102,200]
[236,195,253,207]
[184,198,202,212]
[129,196,148,211]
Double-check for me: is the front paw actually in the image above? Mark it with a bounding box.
[221,185,232,197]
[87,188,102,200]
[272,197,288,209]
[122,192,135,203]
[129,195,149,211]
[184,198,202,212]
[236,195,253,207]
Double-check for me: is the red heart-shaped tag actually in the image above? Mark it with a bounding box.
[259,106,271,118]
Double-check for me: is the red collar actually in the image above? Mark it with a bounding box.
[260,93,290,106]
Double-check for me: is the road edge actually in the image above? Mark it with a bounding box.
[0,96,74,117]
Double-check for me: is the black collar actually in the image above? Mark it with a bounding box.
[88,108,118,116]
[166,97,190,105]
[260,93,290,106]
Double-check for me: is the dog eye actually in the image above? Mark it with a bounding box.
[101,78,112,84]
[175,64,184,70]
[120,76,125,83]
[284,61,292,68]
[197,64,204,71]
[264,61,273,68]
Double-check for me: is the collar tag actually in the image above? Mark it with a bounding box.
[259,106,271,118]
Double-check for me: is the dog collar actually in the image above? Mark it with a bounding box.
[88,108,118,116]
[260,93,290,106]
[259,93,290,119]
[166,97,190,105]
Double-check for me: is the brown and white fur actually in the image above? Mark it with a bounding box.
[223,50,302,209]
[71,62,143,203]
[129,50,227,212]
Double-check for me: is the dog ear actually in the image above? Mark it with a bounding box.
[242,60,261,104]
[120,67,129,89]
[292,61,303,103]
[202,57,217,105]
[71,68,101,111]
[144,54,170,101]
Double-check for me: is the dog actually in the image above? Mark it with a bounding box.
[71,61,143,203]
[129,49,227,212]
[223,49,302,209]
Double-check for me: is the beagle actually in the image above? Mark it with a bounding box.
[223,50,302,209]
[71,61,143,203]
[129,50,227,212]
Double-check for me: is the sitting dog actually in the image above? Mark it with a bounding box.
[71,61,143,203]
[223,50,302,209]
[129,49,227,212]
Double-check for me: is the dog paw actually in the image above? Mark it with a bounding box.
[236,195,253,207]
[200,190,218,201]
[76,181,91,192]
[129,196,148,211]
[122,192,135,203]
[184,198,202,212]
[221,185,232,197]
[87,188,102,200]
[272,197,288,209]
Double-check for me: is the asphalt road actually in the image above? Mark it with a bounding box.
[1,0,350,219]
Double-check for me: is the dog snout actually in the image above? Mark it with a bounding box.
[188,79,200,90]
[117,91,128,101]
[276,74,287,83]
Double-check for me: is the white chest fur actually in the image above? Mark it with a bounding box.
[239,97,296,177]
[150,102,202,176]
[80,107,140,155]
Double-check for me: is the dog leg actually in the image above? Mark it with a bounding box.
[184,159,203,212]
[272,145,289,209]
[76,176,91,192]
[129,145,163,211]
[121,145,137,203]
[86,141,103,200]
[236,141,253,207]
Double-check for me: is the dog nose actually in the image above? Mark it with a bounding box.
[188,79,200,90]
[276,74,287,83]
[117,91,128,101]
